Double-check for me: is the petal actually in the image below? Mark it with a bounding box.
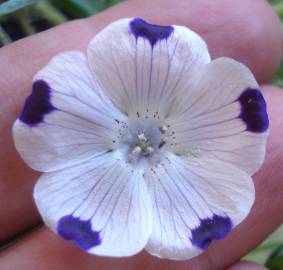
[87,18,210,118]
[144,153,254,260]
[34,152,152,257]
[13,51,126,172]
[167,58,269,175]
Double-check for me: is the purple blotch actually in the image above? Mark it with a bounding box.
[19,80,55,126]
[129,18,174,47]
[191,215,232,250]
[57,215,101,250]
[238,88,269,133]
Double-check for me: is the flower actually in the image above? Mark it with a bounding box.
[13,18,269,260]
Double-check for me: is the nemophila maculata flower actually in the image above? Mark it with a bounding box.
[13,18,269,260]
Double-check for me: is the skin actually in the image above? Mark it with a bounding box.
[0,0,282,269]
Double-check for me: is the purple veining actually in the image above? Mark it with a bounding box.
[130,18,174,47]
[57,215,101,250]
[191,215,232,249]
[238,88,269,133]
[19,80,55,126]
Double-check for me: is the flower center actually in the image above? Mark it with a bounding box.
[132,131,155,157]
[117,119,170,168]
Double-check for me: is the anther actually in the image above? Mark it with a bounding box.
[158,139,166,149]
[138,132,147,142]
[132,146,142,155]
[159,125,168,134]
[146,146,155,155]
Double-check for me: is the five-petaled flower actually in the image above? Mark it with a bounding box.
[13,18,269,260]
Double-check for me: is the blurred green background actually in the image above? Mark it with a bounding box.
[0,0,282,269]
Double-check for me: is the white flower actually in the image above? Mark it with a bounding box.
[12,18,269,260]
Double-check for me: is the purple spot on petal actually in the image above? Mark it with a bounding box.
[191,215,232,250]
[57,215,101,250]
[19,80,55,126]
[130,18,174,47]
[238,88,269,133]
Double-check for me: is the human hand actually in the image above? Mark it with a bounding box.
[0,0,282,269]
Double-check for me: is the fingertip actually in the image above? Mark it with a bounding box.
[191,0,283,83]
[89,0,283,83]
[229,0,283,83]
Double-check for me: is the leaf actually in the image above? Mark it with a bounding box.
[244,226,283,264]
[265,245,283,270]
[52,0,99,17]
[269,0,282,5]
[52,0,124,18]
[105,0,124,6]
[0,0,38,16]
[271,61,283,88]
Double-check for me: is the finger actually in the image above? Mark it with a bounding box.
[204,85,283,269]
[0,0,281,243]
[0,85,282,270]
[97,0,282,83]
[0,229,265,270]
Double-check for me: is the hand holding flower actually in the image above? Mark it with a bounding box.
[0,0,282,269]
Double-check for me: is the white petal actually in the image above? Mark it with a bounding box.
[87,18,210,118]
[144,153,254,260]
[13,51,126,172]
[34,152,152,257]
[167,58,269,175]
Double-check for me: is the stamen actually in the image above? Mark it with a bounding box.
[132,146,142,155]
[146,146,155,155]
[138,132,147,142]
[121,120,171,166]
[158,139,166,149]
[159,125,168,134]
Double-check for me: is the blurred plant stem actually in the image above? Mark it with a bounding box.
[17,10,35,35]
[31,0,67,26]
[0,24,12,45]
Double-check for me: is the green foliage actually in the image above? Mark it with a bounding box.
[272,63,283,88]
[51,0,99,17]
[265,245,283,270]
[245,225,283,265]
[51,0,123,17]
[0,0,124,46]
[0,0,38,16]
[269,0,282,4]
